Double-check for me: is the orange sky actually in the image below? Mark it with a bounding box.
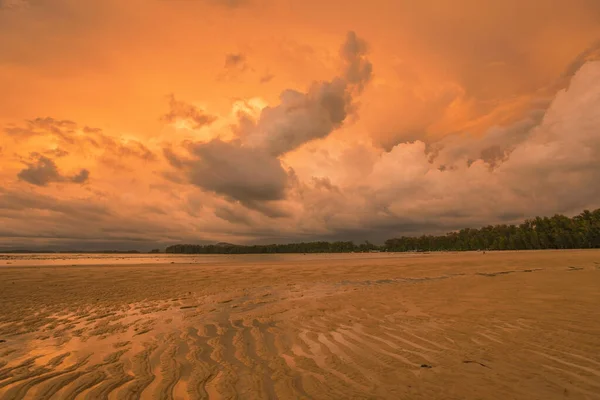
[1,0,600,250]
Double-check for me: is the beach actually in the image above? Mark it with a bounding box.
[1,250,599,399]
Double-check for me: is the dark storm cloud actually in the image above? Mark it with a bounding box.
[186,139,289,203]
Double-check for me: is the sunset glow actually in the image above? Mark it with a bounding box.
[1,0,600,250]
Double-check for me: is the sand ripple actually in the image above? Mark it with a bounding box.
[1,251,599,399]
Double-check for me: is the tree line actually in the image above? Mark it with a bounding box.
[166,240,378,254]
[165,208,600,254]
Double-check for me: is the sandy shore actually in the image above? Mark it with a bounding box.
[1,250,599,399]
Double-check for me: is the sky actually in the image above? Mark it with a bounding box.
[1,0,600,250]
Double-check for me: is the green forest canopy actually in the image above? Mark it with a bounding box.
[165,208,600,254]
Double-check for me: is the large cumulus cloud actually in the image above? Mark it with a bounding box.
[160,57,600,240]
[167,31,372,213]
[298,61,600,237]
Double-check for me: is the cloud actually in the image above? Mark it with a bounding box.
[224,53,247,70]
[71,169,90,183]
[0,188,109,218]
[218,52,253,81]
[214,204,252,225]
[312,176,340,192]
[4,56,600,252]
[167,139,289,204]
[341,31,373,91]
[167,31,372,215]
[428,108,546,170]
[0,187,204,251]
[5,117,77,143]
[17,154,89,186]
[187,139,288,203]
[4,118,157,163]
[2,1,600,251]
[44,148,69,158]
[302,61,600,236]
[364,36,600,152]
[242,31,372,156]
[162,94,217,129]
[555,40,600,89]
[259,71,274,83]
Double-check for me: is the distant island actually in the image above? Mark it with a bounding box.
[166,209,600,254]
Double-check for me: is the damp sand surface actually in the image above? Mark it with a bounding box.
[1,250,600,399]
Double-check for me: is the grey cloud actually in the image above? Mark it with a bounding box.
[17,155,62,186]
[71,169,90,183]
[0,188,205,251]
[243,31,372,156]
[163,147,186,169]
[186,139,288,203]
[17,154,89,186]
[165,139,289,207]
[162,94,217,129]
[241,200,291,219]
[0,188,108,218]
[246,79,350,156]
[170,32,372,217]
[341,31,373,92]
[214,205,252,225]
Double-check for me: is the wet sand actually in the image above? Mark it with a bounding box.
[1,250,599,399]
